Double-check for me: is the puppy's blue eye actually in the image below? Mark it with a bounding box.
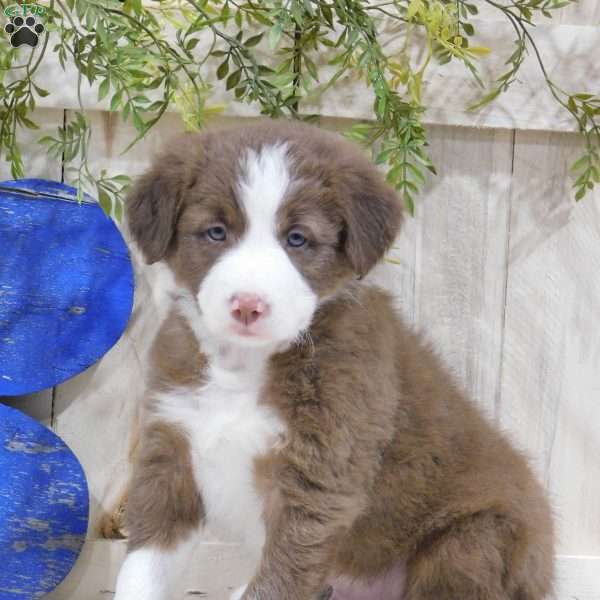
[287,230,307,248]
[207,226,227,242]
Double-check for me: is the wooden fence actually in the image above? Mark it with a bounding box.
[1,1,599,597]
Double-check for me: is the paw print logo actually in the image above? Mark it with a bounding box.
[4,15,45,48]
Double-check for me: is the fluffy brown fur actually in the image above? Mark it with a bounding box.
[123,119,554,600]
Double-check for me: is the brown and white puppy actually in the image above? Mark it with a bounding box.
[114,120,554,600]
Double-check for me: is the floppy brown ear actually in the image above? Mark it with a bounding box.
[126,149,188,264]
[339,165,403,278]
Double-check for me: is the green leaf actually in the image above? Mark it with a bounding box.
[186,37,200,51]
[217,60,229,80]
[375,149,393,164]
[33,83,50,98]
[468,88,502,111]
[234,9,243,27]
[268,24,283,50]
[245,33,264,48]
[406,0,422,20]
[132,111,145,133]
[114,199,123,222]
[98,78,110,102]
[19,115,40,130]
[226,69,242,90]
[98,188,112,216]
[321,4,333,27]
[304,55,319,81]
[462,23,475,36]
[570,155,589,174]
[403,191,415,215]
[406,162,425,184]
[38,136,56,146]
[110,89,123,112]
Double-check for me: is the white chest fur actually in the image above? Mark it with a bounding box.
[153,345,285,553]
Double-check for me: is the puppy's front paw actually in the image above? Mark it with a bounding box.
[230,584,248,600]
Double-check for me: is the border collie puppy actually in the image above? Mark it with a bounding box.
[114,120,554,600]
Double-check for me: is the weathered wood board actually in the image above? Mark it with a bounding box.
[499,130,600,557]
[0,109,64,183]
[44,541,600,600]
[411,125,513,417]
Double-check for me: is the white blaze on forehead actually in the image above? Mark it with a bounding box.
[237,144,290,235]
[194,141,317,349]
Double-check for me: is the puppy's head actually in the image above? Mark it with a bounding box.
[127,121,402,348]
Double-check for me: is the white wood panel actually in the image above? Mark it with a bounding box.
[409,125,513,415]
[500,130,600,557]
[45,538,256,600]
[65,109,187,186]
[553,0,600,25]
[0,108,64,181]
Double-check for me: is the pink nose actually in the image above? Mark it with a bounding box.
[230,293,269,326]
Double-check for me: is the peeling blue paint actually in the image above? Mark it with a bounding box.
[0,178,134,396]
[0,404,89,599]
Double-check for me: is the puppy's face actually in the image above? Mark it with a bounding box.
[127,122,402,349]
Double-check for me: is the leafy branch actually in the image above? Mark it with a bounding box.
[0,0,597,217]
[478,0,599,200]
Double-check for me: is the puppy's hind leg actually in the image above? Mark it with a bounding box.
[114,420,203,600]
[404,511,551,600]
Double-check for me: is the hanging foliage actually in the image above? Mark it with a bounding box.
[0,0,598,216]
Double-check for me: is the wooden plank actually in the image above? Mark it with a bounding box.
[45,538,256,600]
[553,0,600,25]
[554,556,600,600]
[500,130,600,556]
[409,125,513,415]
[43,540,600,600]
[0,108,64,182]
[71,110,186,186]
